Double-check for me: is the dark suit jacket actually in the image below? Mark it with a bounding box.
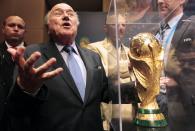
[162,15,195,131]
[0,42,15,99]
[8,41,109,131]
[0,42,29,131]
[0,42,16,131]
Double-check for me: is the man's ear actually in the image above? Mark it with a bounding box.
[103,24,107,33]
[45,24,50,34]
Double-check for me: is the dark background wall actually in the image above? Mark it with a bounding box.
[45,0,102,11]
[76,12,106,43]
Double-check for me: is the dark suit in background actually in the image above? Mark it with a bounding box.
[165,15,195,131]
[156,1,195,130]
[0,42,15,130]
[156,14,195,131]
[0,15,26,131]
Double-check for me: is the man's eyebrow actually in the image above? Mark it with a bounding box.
[52,8,74,12]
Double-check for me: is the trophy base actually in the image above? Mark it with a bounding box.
[134,108,167,127]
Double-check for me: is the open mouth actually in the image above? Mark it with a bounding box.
[62,22,71,28]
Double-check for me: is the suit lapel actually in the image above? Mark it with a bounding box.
[171,15,190,48]
[41,42,82,101]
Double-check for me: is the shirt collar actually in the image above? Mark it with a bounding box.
[55,41,79,54]
[168,13,183,28]
[5,41,25,48]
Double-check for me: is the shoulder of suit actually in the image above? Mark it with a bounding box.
[180,15,195,23]
[188,15,195,21]
[25,43,45,53]
[81,46,102,60]
[0,42,8,52]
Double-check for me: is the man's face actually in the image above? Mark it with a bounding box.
[106,15,126,42]
[157,0,185,18]
[2,16,26,45]
[48,3,79,43]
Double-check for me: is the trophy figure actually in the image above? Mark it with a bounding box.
[129,33,167,127]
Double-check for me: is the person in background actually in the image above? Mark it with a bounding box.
[7,3,109,131]
[86,14,138,131]
[79,37,90,49]
[156,0,195,130]
[0,15,26,131]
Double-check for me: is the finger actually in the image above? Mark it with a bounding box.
[35,58,57,76]
[16,47,26,67]
[41,67,63,80]
[8,47,25,65]
[8,47,26,73]
[7,48,17,56]
[24,52,41,74]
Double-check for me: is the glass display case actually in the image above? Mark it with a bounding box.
[104,0,195,131]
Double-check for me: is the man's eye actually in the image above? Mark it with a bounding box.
[52,10,75,17]
[8,24,16,27]
[67,12,75,17]
[18,25,25,29]
[7,24,24,29]
[53,11,63,16]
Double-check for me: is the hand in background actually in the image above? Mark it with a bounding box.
[160,76,178,87]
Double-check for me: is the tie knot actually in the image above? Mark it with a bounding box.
[63,46,75,54]
[160,23,170,31]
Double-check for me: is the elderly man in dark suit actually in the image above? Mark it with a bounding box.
[0,15,26,130]
[7,3,109,131]
[156,0,195,130]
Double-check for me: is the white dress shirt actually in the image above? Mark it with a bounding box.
[163,13,183,65]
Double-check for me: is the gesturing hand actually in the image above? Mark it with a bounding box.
[8,46,63,93]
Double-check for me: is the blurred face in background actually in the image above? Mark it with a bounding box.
[157,0,185,21]
[2,16,26,47]
[47,3,79,45]
[105,14,126,43]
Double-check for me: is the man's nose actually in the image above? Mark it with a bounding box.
[13,26,19,31]
[118,24,125,28]
[62,14,69,21]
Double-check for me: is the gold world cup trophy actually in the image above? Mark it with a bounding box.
[129,33,167,127]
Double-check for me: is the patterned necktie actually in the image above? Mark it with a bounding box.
[63,46,85,101]
[160,23,170,41]
[159,24,170,94]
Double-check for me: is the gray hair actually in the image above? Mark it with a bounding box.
[44,10,80,26]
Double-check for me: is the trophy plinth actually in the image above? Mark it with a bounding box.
[129,33,167,127]
[134,100,167,127]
